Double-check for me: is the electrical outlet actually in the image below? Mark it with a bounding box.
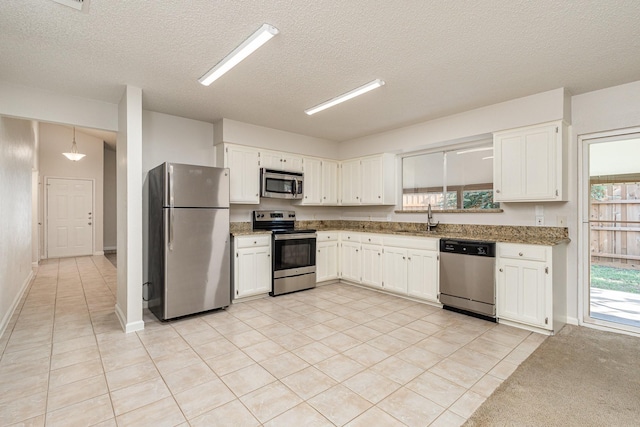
[535,216,544,226]
[557,216,567,227]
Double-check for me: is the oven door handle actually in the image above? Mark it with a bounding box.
[274,233,317,241]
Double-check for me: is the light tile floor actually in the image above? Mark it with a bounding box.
[0,256,546,426]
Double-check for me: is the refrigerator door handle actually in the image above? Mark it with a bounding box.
[169,164,174,250]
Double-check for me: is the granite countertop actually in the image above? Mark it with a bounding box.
[229,221,570,246]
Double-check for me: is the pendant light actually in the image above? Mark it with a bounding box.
[62,126,86,161]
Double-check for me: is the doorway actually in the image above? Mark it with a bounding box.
[46,177,94,258]
[581,132,640,333]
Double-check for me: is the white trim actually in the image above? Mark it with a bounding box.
[94,251,104,256]
[578,126,640,336]
[0,271,34,340]
[44,176,95,258]
[103,246,117,252]
[566,316,579,326]
[115,303,145,333]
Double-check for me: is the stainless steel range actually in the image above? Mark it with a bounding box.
[252,210,317,296]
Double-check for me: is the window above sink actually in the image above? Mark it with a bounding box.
[401,140,501,212]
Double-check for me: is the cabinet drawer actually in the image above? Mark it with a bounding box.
[498,243,548,262]
[317,232,339,241]
[384,235,438,251]
[341,232,362,243]
[235,235,271,249]
[361,234,383,245]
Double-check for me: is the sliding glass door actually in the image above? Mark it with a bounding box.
[582,132,640,332]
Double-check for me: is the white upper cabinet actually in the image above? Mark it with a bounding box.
[493,120,567,202]
[321,160,339,205]
[340,154,396,205]
[340,159,362,205]
[301,157,323,204]
[260,150,303,172]
[299,157,340,206]
[216,143,260,204]
[361,154,396,204]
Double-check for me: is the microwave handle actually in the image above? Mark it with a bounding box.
[293,179,298,196]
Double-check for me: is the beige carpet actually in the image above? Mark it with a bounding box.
[465,325,640,426]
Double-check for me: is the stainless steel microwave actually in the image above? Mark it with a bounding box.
[260,168,304,199]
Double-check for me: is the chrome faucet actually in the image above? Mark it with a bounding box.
[426,203,439,232]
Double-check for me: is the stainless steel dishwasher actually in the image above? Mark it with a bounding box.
[439,239,496,319]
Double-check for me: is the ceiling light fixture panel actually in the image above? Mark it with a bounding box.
[49,0,90,12]
[198,23,279,86]
[456,146,494,155]
[305,79,385,116]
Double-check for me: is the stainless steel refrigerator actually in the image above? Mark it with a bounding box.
[148,162,230,320]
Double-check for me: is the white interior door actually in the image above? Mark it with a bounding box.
[47,178,93,258]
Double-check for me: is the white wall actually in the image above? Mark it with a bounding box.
[141,110,215,283]
[103,146,117,250]
[569,80,640,324]
[337,88,573,228]
[0,81,118,132]
[39,123,105,255]
[215,118,339,159]
[339,88,567,158]
[0,116,37,338]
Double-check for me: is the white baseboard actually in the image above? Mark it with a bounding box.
[103,246,117,252]
[115,304,145,333]
[94,251,105,256]
[566,316,579,326]
[0,270,34,340]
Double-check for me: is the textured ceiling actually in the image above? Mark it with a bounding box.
[1,1,640,142]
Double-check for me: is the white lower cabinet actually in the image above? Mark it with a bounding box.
[335,232,439,304]
[233,235,271,299]
[361,242,383,288]
[340,234,362,283]
[316,232,339,282]
[382,236,439,303]
[407,248,439,301]
[496,242,567,333]
[382,246,408,294]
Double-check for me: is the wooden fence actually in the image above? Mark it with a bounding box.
[590,183,640,269]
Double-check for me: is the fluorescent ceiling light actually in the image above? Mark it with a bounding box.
[456,147,494,155]
[305,79,385,115]
[198,24,279,86]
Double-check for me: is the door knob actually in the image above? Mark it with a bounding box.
[88,222,92,225]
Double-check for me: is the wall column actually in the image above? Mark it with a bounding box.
[115,86,144,333]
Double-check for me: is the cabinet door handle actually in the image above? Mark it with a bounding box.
[402,256,405,260]
[496,189,501,193]
[408,257,411,261]
[519,252,523,256]
[499,268,503,272]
